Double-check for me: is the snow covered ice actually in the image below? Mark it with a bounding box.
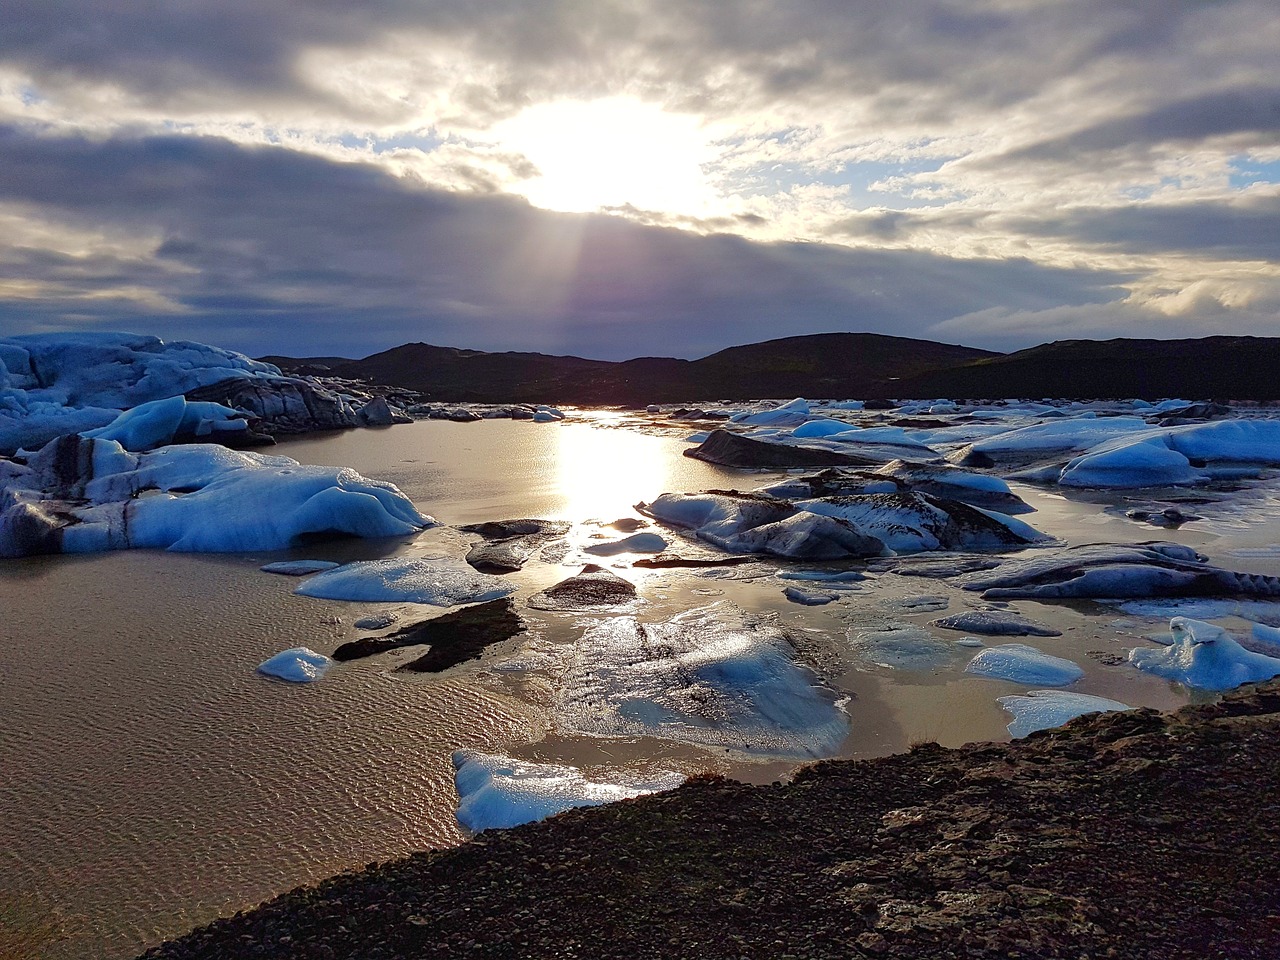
[1128,617,1280,691]
[997,690,1131,738]
[295,557,516,605]
[965,644,1084,686]
[452,751,682,832]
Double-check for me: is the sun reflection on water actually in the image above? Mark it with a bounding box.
[552,418,675,522]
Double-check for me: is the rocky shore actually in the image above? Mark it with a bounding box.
[140,681,1280,959]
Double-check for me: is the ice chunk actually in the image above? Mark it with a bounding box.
[997,690,1131,738]
[583,532,669,555]
[931,611,1061,637]
[260,560,341,576]
[82,395,249,452]
[849,624,957,670]
[783,585,841,605]
[452,751,682,832]
[552,603,849,758]
[257,646,334,683]
[1128,617,1280,691]
[965,643,1084,686]
[295,557,515,606]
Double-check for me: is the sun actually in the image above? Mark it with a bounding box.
[492,97,719,215]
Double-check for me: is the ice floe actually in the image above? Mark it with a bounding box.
[640,489,1044,559]
[757,462,1032,515]
[783,585,841,605]
[847,624,957,671]
[295,557,514,606]
[965,644,1084,686]
[551,603,849,758]
[583,532,669,555]
[452,751,682,832]
[931,610,1061,637]
[0,435,432,556]
[997,690,1131,738]
[1128,617,1280,691]
[1059,420,1280,488]
[257,647,334,683]
[956,541,1280,600]
[260,560,341,576]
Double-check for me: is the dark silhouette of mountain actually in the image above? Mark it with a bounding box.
[265,333,997,403]
[896,336,1280,401]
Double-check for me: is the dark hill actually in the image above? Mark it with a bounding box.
[268,333,997,403]
[897,336,1280,401]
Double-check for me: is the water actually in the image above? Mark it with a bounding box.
[3,414,1279,958]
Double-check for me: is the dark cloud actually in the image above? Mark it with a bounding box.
[1005,195,1280,260]
[0,126,1136,358]
[996,87,1280,165]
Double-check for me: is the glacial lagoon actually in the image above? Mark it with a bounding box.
[6,410,1280,958]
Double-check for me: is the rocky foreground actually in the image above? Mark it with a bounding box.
[141,683,1280,960]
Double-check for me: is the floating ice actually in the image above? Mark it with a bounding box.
[1128,617,1280,691]
[1059,420,1280,488]
[552,603,849,758]
[783,585,841,605]
[0,435,433,556]
[997,690,1131,738]
[931,610,1061,637]
[257,647,334,683]
[849,624,957,670]
[260,560,341,576]
[583,532,668,555]
[799,493,1045,553]
[965,644,1084,686]
[452,751,682,832]
[295,557,515,606]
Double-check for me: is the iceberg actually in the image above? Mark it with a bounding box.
[0,435,433,556]
[257,647,334,683]
[295,557,514,606]
[452,751,682,832]
[0,332,280,453]
[965,644,1084,686]
[997,690,1131,738]
[1128,617,1280,691]
[81,395,252,452]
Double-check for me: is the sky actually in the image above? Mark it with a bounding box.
[0,1,1277,360]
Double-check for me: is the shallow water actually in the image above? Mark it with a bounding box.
[3,413,1279,959]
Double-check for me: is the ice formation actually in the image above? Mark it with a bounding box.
[81,396,252,452]
[0,435,432,556]
[1128,617,1280,691]
[997,690,1131,738]
[965,643,1084,686]
[452,751,682,832]
[0,332,279,453]
[848,624,957,670]
[260,560,341,576]
[551,603,850,758]
[582,532,669,555]
[295,556,515,605]
[257,647,335,683]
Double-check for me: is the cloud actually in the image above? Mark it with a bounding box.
[0,125,1142,358]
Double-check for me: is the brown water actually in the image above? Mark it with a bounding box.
[3,414,1277,959]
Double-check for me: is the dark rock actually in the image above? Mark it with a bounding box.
[332,598,524,669]
[527,564,638,611]
[633,554,756,569]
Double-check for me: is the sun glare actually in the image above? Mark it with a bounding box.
[492,97,719,215]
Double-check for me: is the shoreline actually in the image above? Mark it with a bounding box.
[140,680,1280,960]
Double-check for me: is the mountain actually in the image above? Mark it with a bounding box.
[265,333,998,403]
[896,336,1280,401]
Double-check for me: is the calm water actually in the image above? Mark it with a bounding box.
[3,414,1278,958]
